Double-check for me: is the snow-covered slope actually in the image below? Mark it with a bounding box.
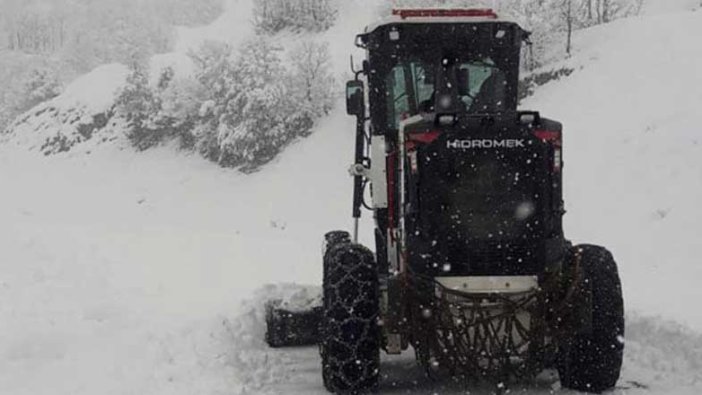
[150,0,255,81]
[174,0,254,54]
[0,64,129,154]
[1,0,385,159]
[1,2,702,395]
[643,0,699,14]
[524,9,702,330]
[0,95,364,395]
[1,0,257,154]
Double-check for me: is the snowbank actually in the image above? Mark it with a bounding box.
[225,285,322,393]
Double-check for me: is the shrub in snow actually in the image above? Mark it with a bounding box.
[0,59,63,133]
[115,65,162,150]
[157,74,205,149]
[187,40,238,161]
[518,67,574,101]
[193,38,296,169]
[116,65,197,151]
[253,0,338,34]
[216,39,292,167]
[20,68,63,111]
[114,35,336,171]
[189,37,335,171]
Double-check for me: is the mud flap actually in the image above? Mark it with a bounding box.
[264,300,322,348]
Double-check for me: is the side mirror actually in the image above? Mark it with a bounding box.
[346,80,365,117]
[457,67,470,97]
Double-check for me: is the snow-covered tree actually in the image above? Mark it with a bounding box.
[115,64,162,150]
[115,64,204,151]
[187,40,236,159]
[186,36,335,171]
[0,55,63,132]
[253,0,338,33]
[212,38,291,167]
[288,40,336,120]
[20,66,62,109]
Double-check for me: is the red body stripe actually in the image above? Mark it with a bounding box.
[408,130,442,144]
[534,130,562,147]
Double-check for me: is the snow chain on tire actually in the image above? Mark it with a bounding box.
[321,241,380,394]
[557,245,625,394]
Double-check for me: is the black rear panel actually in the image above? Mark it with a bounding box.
[406,128,551,276]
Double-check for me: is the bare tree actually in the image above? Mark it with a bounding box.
[289,40,335,116]
[562,0,574,55]
[602,0,611,22]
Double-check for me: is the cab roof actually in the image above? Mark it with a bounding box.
[364,9,519,35]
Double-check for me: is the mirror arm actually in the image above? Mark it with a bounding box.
[350,55,368,80]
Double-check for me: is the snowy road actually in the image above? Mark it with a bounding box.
[229,286,702,395]
[1,118,701,394]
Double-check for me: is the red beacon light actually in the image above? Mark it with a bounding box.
[392,8,499,20]
[533,129,563,173]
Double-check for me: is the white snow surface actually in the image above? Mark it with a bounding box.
[1,2,702,395]
[150,0,256,81]
[642,0,700,14]
[525,10,702,331]
[174,0,254,55]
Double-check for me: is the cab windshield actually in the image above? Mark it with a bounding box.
[385,59,506,129]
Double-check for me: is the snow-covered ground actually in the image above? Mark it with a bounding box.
[1,1,702,394]
[528,10,702,331]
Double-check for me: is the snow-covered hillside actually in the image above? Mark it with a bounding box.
[0,0,380,163]
[525,9,702,330]
[0,64,129,155]
[1,1,702,395]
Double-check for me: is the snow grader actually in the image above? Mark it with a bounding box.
[265,8,624,394]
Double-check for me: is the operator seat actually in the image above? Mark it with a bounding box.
[469,71,507,113]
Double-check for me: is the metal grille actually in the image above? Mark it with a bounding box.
[408,274,553,383]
